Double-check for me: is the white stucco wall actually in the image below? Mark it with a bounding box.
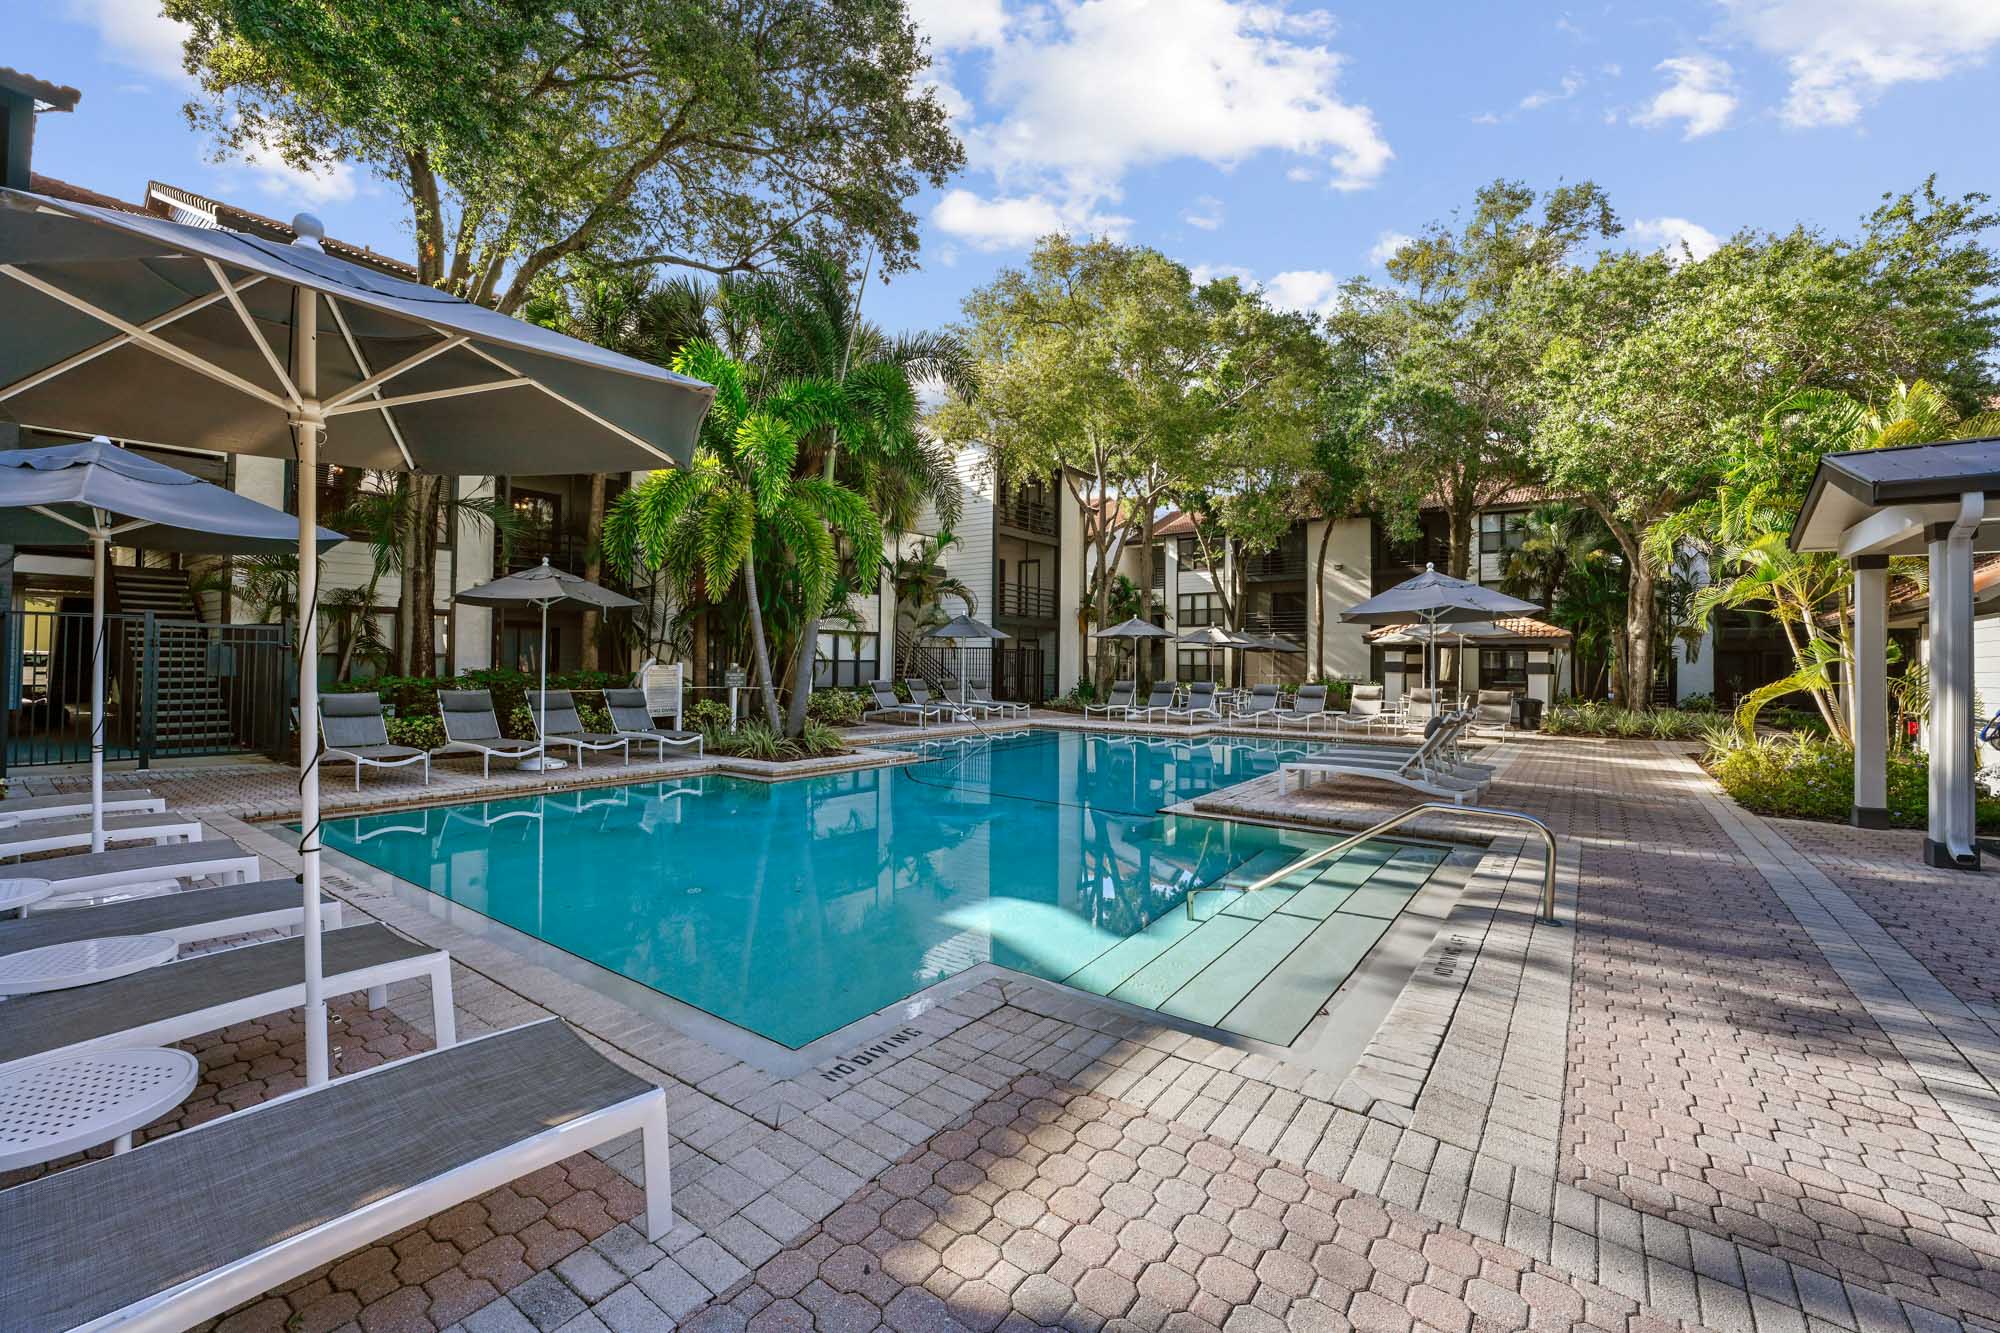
[1308,517,1373,678]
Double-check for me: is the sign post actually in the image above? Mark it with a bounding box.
[724,665,747,730]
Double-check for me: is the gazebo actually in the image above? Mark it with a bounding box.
[1791,437,2000,869]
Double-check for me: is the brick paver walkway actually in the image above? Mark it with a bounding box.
[15,731,2000,1331]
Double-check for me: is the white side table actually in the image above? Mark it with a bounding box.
[0,934,178,996]
[0,1048,200,1169]
[0,877,53,918]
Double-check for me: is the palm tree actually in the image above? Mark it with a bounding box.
[603,341,881,730]
[889,533,977,677]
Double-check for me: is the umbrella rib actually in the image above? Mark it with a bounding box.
[322,296,420,470]
[26,504,96,537]
[0,272,268,407]
[321,377,534,416]
[0,264,293,413]
[320,332,471,410]
[203,258,300,408]
[466,344,679,467]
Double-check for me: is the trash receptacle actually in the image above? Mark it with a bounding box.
[1513,697,1544,731]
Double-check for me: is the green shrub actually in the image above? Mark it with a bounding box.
[798,720,848,756]
[1676,692,1715,711]
[1708,732,2000,830]
[384,715,444,750]
[806,689,869,726]
[507,697,611,739]
[324,668,628,739]
[1539,702,1724,739]
[686,698,734,731]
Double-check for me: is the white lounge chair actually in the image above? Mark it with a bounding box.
[904,679,970,720]
[0,878,345,950]
[1126,682,1179,722]
[0,922,454,1070]
[532,690,632,767]
[0,789,166,824]
[1231,683,1281,723]
[1082,681,1136,719]
[319,692,431,790]
[603,688,705,759]
[1280,721,1490,804]
[1258,683,1329,731]
[432,690,544,777]
[968,685,1029,718]
[31,837,261,904]
[0,1019,672,1331]
[1325,684,1395,737]
[0,809,204,858]
[1165,681,1221,723]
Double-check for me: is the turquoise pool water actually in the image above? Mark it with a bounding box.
[319,730,1443,1048]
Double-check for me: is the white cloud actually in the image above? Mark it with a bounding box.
[1367,231,1414,267]
[1630,216,1723,263]
[1188,262,1255,287]
[930,188,1130,249]
[223,141,360,208]
[907,0,1008,50]
[1717,0,2000,127]
[1633,54,1738,138]
[66,0,190,82]
[1263,269,1342,317]
[1182,195,1224,230]
[1519,73,1584,111]
[1285,166,1316,183]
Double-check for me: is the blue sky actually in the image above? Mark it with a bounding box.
[14,0,2000,335]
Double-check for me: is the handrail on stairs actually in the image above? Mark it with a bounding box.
[1190,802,1561,925]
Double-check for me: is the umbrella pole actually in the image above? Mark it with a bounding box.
[293,288,329,1088]
[89,520,106,855]
[539,598,549,757]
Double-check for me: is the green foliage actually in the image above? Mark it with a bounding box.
[1539,702,1725,739]
[383,715,444,750]
[1702,733,2000,829]
[806,689,869,727]
[169,0,963,305]
[697,717,847,762]
[684,698,734,732]
[324,669,626,739]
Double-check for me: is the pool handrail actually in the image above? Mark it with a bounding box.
[1187,802,1559,925]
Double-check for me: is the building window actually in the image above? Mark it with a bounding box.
[1177,592,1221,627]
[1177,648,1219,681]
[1479,511,1528,556]
[1480,649,1529,690]
[1176,535,1218,570]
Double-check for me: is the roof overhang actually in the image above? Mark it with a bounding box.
[1791,437,2000,557]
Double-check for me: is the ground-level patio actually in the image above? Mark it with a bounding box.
[8,723,2000,1333]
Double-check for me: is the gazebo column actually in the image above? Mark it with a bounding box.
[1925,499,1982,870]
[1850,556,1890,828]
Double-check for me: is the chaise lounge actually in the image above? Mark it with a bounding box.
[532,690,632,767]
[0,809,205,858]
[603,688,705,760]
[0,789,166,824]
[318,692,431,790]
[27,837,262,905]
[432,690,544,778]
[1082,681,1136,719]
[0,879,345,956]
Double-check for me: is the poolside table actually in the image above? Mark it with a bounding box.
[0,1047,199,1168]
[0,877,53,919]
[0,933,178,996]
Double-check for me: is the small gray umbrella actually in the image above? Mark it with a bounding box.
[922,614,1010,705]
[1341,564,1539,689]
[1176,625,1254,647]
[1092,617,1173,685]
[0,438,342,852]
[457,559,641,770]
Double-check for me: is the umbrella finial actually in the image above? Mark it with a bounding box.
[291,213,326,250]
[540,555,551,566]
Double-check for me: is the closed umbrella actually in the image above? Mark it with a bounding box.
[0,438,342,852]
[1340,564,1539,691]
[0,187,712,1086]
[456,559,641,770]
[922,613,1010,705]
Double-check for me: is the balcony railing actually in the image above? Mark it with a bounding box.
[1242,548,1306,580]
[502,531,632,593]
[994,583,1057,620]
[996,494,1057,537]
[1242,609,1307,639]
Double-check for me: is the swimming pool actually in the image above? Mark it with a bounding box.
[318,730,1446,1048]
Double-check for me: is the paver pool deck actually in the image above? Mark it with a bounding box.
[10,725,2000,1332]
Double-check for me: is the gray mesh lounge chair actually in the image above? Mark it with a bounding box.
[1280,719,1489,804]
[0,789,165,823]
[0,878,345,955]
[1404,687,1442,727]
[0,808,204,858]
[1229,682,1281,723]
[532,690,631,767]
[1126,682,1179,722]
[1326,683,1391,737]
[0,923,454,1070]
[969,685,1029,718]
[1082,681,1136,719]
[1165,681,1221,723]
[864,680,942,726]
[0,1019,672,1332]
[33,837,261,904]
[433,689,543,777]
[1258,683,1328,731]
[319,692,431,790]
[903,679,966,719]
[603,688,704,760]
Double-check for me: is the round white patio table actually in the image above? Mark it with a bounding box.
[0,1048,200,1169]
[0,933,177,996]
[0,876,54,918]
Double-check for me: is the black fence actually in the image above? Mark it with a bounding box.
[2,608,292,772]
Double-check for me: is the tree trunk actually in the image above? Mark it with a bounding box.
[1136,507,1157,689]
[1624,561,1656,711]
[1313,521,1330,679]
[1092,536,1117,693]
[580,472,607,672]
[740,560,783,730]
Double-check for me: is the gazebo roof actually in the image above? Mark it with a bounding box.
[1792,437,2000,555]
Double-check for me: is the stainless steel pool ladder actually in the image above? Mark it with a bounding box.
[1188,802,1561,925]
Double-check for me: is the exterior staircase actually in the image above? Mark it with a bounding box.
[110,566,236,754]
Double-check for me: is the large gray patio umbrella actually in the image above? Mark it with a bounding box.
[1092,616,1173,683]
[0,438,342,853]
[922,613,1009,705]
[456,559,640,770]
[1341,564,1539,690]
[0,187,712,1086]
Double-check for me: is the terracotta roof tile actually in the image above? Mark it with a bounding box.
[0,68,81,112]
